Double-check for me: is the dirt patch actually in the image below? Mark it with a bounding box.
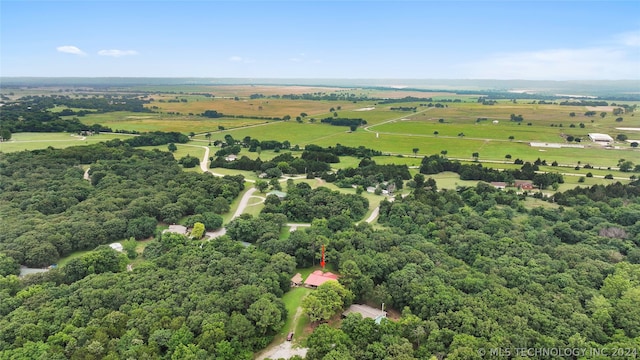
[585,106,615,111]
[255,341,307,360]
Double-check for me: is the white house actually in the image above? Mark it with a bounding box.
[109,243,124,252]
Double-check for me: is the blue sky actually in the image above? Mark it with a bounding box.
[1,1,639,80]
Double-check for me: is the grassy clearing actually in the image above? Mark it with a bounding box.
[280,287,312,340]
[56,250,92,267]
[138,143,206,162]
[211,168,262,182]
[0,132,123,153]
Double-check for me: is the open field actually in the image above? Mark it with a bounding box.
[0,132,123,152]
[147,96,363,119]
[3,86,639,172]
[74,111,270,133]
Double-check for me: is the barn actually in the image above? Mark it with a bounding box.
[588,133,614,145]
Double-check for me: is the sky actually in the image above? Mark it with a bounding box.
[1,1,639,80]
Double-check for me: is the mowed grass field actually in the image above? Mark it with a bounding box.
[0,132,124,152]
[72,111,271,133]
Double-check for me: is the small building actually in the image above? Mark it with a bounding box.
[304,270,339,289]
[514,180,534,190]
[291,273,303,287]
[224,154,237,162]
[266,190,287,199]
[163,225,188,235]
[490,182,507,190]
[109,242,123,252]
[588,133,614,145]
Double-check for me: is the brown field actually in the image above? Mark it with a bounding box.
[147,97,370,118]
[200,85,347,97]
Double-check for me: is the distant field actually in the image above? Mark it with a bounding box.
[0,132,122,153]
[4,86,639,173]
[74,111,270,133]
[147,96,363,119]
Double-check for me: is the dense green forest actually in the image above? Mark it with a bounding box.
[0,236,293,359]
[0,143,242,267]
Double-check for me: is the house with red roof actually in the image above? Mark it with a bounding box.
[304,270,340,289]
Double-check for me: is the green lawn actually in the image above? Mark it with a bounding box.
[0,132,123,153]
[56,250,92,267]
[280,287,312,343]
[74,111,269,133]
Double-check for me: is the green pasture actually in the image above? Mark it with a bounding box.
[210,121,348,146]
[138,143,206,162]
[0,132,122,153]
[337,108,414,126]
[370,120,571,142]
[75,111,270,133]
[211,120,638,168]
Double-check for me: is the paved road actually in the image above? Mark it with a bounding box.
[365,207,380,223]
[233,188,257,220]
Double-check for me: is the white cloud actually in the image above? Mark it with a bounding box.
[614,30,640,47]
[98,49,139,57]
[460,31,640,80]
[228,56,254,63]
[56,45,86,56]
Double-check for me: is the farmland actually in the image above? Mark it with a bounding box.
[2,84,639,174]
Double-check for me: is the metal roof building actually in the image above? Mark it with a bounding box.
[588,133,614,143]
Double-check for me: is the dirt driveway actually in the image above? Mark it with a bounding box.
[256,341,307,360]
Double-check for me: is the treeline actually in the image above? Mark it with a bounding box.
[211,152,331,177]
[420,154,564,189]
[106,131,189,147]
[211,138,384,177]
[559,100,609,106]
[4,94,152,113]
[0,106,112,134]
[390,106,417,111]
[253,92,371,102]
[320,117,367,127]
[0,143,243,267]
[305,143,382,158]
[262,184,369,223]
[378,96,433,104]
[0,236,294,359]
[553,180,640,207]
[326,158,412,188]
[199,109,282,121]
